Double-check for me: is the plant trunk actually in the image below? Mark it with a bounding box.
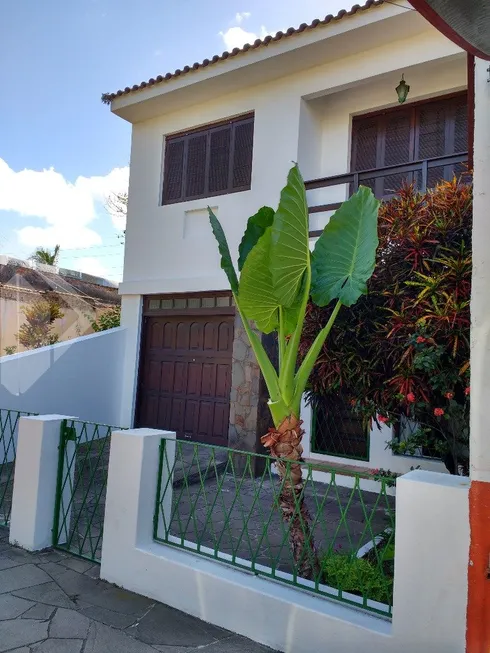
[261,414,320,579]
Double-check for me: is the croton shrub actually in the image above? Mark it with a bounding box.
[301,178,472,474]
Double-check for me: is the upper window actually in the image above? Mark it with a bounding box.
[351,93,468,198]
[162,114,254,205]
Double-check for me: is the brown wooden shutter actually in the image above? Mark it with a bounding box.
[382,110,412,195]
[232,119,254,189]
[185,133,208,198]
[162,113,254,204]
[351,93,468,197]
[351,117,379,194]
[208,126,232,194]
[163,139,185,203]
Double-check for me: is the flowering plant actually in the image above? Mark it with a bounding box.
[302,179,471,474]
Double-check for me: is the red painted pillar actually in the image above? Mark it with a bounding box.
[467,482,490,652]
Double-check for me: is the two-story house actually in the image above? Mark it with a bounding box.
[104,0,469,476]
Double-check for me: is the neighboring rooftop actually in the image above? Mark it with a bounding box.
[101,0,384,105]
[0,255,119,306]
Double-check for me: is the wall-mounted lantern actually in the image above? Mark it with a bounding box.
[395,74,410,104]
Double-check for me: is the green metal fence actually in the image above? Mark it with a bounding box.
[0,409,35,527]
[52,419,117,562]
[154,438,396,617]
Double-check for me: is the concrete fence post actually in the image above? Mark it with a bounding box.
[9,414,76,551]
[392,470,470,653]
[100,428,176,583]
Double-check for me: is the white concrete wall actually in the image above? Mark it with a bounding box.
[0,328,126,426]
[470,58,490,482]
[118,23,465,424]
[98,429,469,653]
[120,29,463,299]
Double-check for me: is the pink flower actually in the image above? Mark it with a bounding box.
[434,408,445,417]
[445,392,454,400]
[406,392,416,403]
[416,336,427,344]
[465,386,471,396]
[378,415,389,424]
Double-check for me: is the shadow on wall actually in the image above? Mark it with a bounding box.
[0,328,127,426]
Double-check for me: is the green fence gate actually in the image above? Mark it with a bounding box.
[0,409,36,527]
[52,419,116,562]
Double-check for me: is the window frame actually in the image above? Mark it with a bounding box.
[350,91,468,197]
[161,113,254,205]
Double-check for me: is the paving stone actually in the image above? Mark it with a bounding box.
[84,621,158,653]
[0,557,26,571]
[84,585,154,616]
[50,607,90,639]
[38,551,68,563]
[46,568,106,601]
[22,603,56,620]
[0,594,34,620]
[59,557,95,574]
[200,635,275,652]
[0,564,51,595]
[38,562,68,578]
[3,548,44,564]
[13,581,77,609]
[152,648,193,653]
[84,564,101,580]
[0,618,49,651]
[33,639,83,653]
[79,603,137,629]
[133,603,228,647]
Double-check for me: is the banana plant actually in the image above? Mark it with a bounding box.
[209,164,379,578]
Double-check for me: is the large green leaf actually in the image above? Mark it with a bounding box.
[311,186,379,307]
[208,208,239,294]
[239,227,304,335]
[239,228,278,333]
[270,165,310,307]
[238,206,275,271]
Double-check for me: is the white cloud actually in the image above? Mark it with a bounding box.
[235,12,251,24]
[219,11,276,51]
[73,256,114,281]
[0,158,129,249]
[219,24,272,51]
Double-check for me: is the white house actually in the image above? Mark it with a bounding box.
[105,0,468,477]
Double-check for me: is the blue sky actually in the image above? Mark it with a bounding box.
[0,0,347,281]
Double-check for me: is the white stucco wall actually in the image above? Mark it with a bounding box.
[120,28,463,298]
[0,328,126,426]
[117,14,466,430]
[96,429,469,653]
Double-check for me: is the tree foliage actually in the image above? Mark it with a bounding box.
[17,297,64,349]
[30,245,61,266]
[210,164,379,578]
[106,191,127,243]
[301,179,472,474]
[90,305,121,332]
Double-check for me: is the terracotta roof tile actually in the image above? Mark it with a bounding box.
[101,0,384,105]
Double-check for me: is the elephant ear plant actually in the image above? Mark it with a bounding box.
[209,164,379,579]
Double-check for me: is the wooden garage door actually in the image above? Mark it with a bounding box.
[136,309,234,445]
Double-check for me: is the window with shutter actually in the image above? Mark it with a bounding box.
[162,113,254,204]
[163,140,185,203]
[351,93,468,198]
[232,120,254,189]
[209,127,231,194]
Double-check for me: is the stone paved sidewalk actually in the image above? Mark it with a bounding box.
[0,527,276,653]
